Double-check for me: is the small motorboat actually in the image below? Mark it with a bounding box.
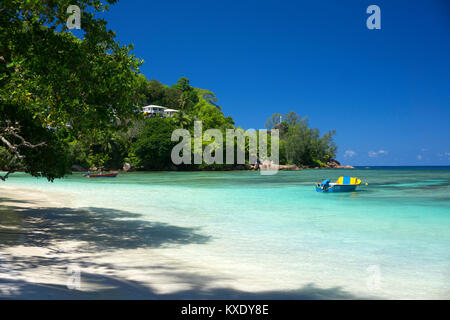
[87,172,118,178]
[315,176,364,192]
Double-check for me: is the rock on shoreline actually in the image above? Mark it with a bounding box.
[256,159,354,171]
[326,160,354,169]
[279,164,300,171]
[123,162,134,172]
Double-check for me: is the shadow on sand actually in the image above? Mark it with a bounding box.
[0,275,365,299]
[0,201,210,251]
[0,196,371,299]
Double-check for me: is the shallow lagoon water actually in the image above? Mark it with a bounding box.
[3,167,450,299]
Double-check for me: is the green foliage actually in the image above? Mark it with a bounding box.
[267,111,337,167]
[0,146,22,170]
[136,76,181,109]
[130,118,177,170]
[172,111,192,129]
[279,139,287,165]
[173,77,192,92]
[136,76,199,112]
[265,113,283,130]
[1,105,71,180]
[0,0,142,180]
[191,98,234,131]
[312,159,326,167]
[63,76,238,172]
[123,152,140,169]
[195,88,221,111]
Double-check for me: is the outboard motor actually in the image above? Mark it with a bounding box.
[320,179,331,190]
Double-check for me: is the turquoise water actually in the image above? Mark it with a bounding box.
[2,167,450,299]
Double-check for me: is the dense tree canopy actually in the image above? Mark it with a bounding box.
[64,76,237,171]
[0,0,141,180]
[266,111,337,167]
[130,118,177,170]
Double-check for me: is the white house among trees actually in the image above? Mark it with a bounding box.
[142,105,179,118]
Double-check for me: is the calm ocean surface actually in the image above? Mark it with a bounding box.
[3,167,450,299]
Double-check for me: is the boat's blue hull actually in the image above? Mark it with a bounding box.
[315,184,358,193]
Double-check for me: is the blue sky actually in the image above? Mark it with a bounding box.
[97,0,449,165]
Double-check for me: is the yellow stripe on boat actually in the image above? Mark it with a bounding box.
[336,176,361,185]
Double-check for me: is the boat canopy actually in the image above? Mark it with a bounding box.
[335,176,361,185]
